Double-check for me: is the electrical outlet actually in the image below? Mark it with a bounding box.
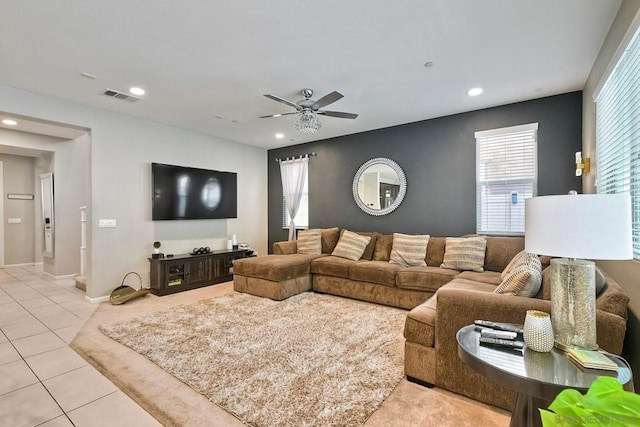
[98,219,117,228]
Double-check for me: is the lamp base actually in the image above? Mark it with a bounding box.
[550,258,597,351]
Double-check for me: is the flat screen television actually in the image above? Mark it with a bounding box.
[152,163,237,220]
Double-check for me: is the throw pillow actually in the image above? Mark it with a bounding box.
[494,255,542,297]
[338,230,378,260]
[502,251,538,279]
[389,233,430,267]
[296,229,322,255]
[331,230,372,261]
[441,236,487,272]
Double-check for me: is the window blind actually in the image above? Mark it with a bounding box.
[282,177,309,229]
[475,123,538,235]
[595,24,640,259]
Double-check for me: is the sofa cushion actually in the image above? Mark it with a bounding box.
[595,275,629,319]
[390,233,430,267]
[439,278,500,293]
[484,236,525,273]
[456,271,503,285]
[310,256,359,279]
[441,236,487,272]
[338,230,378,260]
[373,234,393,261]
[273,240,297,255]
[233,254,325,282]
[396,266,459,292]
[320,227,341,254]
[425,237,446,267]
[296,229,322,255]
[404,295,437,347]
[331,230,372,261]
[403,279,499,348]
[349,260,402,287]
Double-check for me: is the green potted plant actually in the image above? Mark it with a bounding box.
[540,376,640,426]
[153,241,161,254]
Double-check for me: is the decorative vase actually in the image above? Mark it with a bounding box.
[524,310,554,353]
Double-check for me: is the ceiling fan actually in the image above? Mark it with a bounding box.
[260,88,358,134]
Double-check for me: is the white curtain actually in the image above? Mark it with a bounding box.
[279,156,309,241]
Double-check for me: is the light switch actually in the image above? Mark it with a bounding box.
[98,219,117,228]
[7,218,21,224]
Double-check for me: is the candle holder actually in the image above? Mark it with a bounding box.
[523,310,554,353]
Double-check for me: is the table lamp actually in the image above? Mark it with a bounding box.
[525,193,632,351]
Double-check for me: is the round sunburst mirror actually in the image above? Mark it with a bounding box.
[352,158,406,216]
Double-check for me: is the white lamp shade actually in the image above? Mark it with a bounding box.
[525,194,632,260]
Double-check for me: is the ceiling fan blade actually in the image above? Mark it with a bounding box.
[313,91,344,108]
[264,94,300,110]
[259,112,299,118]
[318,110,358,119]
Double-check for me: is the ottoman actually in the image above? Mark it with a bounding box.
[233,254,326,300]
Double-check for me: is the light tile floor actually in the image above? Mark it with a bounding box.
[0,265,160,426]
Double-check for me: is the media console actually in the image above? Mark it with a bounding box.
[148,249,251,296]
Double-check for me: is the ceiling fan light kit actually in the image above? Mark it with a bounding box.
[295,111,321,134]
[261,88,358,134]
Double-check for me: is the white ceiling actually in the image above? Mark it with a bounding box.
[0,1,622,149]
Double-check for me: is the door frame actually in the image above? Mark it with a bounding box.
[0,161,4,267]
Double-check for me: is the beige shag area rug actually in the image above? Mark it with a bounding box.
[99,292,407,427]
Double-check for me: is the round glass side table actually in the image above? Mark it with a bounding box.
[457,324,633,427]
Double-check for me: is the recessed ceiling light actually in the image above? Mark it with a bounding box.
[424,61,434,68]
[231,120,239,123]
[467,87,483,96]
[275,133,284,139]
[2,119,17,126]
[214,115,224,119]
[80,72,97,79]
[129,87,145,96]
[273,114,282,118]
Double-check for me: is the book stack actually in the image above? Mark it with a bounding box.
[474,320,525,350]
[567,348,618,374]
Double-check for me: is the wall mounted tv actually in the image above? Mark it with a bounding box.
[152,163,237,220]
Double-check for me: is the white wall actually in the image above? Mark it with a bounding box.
[0,85,268,298]
[582,0,640,294]
[582,0,640,384]
[49,134,91,276]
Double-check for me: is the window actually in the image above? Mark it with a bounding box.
[475,123,538,235]
[595,23,640,259]
[282,175,309,229]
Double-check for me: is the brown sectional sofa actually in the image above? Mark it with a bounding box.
[232,228,630,411]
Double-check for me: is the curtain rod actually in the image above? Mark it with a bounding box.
[275,152,317,162]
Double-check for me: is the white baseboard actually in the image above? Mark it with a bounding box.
[4,262,44,268]
[85,295,110,304]
[42,271,77,280]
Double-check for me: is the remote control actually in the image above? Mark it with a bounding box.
[480,328,517,340]
[479,336,524,348]
[474,320,524,334]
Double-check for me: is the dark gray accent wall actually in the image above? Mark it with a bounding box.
[268,92,582,250]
